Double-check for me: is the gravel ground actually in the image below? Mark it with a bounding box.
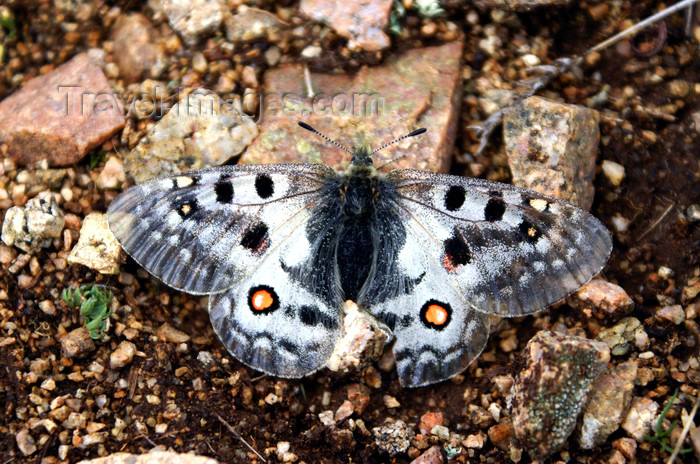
[0,1,699,463]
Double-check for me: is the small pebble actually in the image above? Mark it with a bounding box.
[318,410,335,427]
[155,323,190,343]
[602,160,626,186]
[301,45,322,59]
[109,340,137,369]
[621,397,659,441]
[16,429,37,456]
[419,411,443,435]
[191,52,207,74]
[687,204,700,223]
[656,305,685,325]
[383,395,400,408]
[39,300,56,316]
[60,327,96,358]
[373,420,413,456]
[335,400,354,423]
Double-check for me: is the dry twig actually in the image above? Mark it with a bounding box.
[470,0,700,155]
[217,414,267,463]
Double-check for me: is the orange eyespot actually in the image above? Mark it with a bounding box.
[420,299,452,330]
[425,304,448,326]
[251,289,274,311]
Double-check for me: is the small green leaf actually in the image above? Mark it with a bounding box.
[644,389,693,454]
[62,284,114,340]
[389,0,405,36]
[80,299,97,316]
[0,9,17,40]
[415,0,444,18]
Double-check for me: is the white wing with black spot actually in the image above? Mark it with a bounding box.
[208,217,342,377]
[107,164,334,295]
[385,169,612,317]
[107,163,344,377]
[362,169,611,387]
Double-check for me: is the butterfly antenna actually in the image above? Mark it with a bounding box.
[370,128,426,157]
[298,121,353,156]
[374,128,427,170]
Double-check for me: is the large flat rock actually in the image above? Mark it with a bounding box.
[240,41,463,173]
[0,53,125,167]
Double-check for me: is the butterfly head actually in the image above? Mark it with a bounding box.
[350,145,374,167]
[297,122,426,170]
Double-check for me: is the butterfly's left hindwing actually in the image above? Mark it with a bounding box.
[208,217,343,377]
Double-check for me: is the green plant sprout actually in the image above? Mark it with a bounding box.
[88,149,107,170]
[62,285,114,339]
[390,0,445,36]
[415,0,445,17]
[643,389,693,454]
[389,0,405,36]
[0,7,17,65]
[444,444,461,460]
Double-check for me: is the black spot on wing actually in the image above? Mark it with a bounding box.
[174,197,199,219]
[484,197,506,221]
[443,229,471,270]
[299,305,339,330]
[255,174,274,199]
[215,178,234,203]
[444,185,466,211]
[241,222,269,254]
[518,219,542,243]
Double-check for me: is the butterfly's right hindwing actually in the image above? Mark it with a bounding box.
[107,164,334,294]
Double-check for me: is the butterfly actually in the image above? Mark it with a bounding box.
[107,122,612,387]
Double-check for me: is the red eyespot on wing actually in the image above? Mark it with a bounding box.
[252,290,274,311]
[420,299,452,330]
[247,285,279,314]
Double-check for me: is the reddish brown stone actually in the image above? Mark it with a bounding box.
[110,13,166,83]
[334,400,354,423]
[300,0,393,51]
[241,41,463,174]
[488,419,514,451]
[568,278,634,320]
[409,445,444,464]
[0,54,125,167]
[419,411,444,435]
[347,383,371,415]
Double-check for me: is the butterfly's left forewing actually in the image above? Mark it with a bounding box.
[385,169,612,317]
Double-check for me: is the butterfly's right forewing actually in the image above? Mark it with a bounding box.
[107,164,334,294]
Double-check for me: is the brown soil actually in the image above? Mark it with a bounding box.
[0,1,698,463]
